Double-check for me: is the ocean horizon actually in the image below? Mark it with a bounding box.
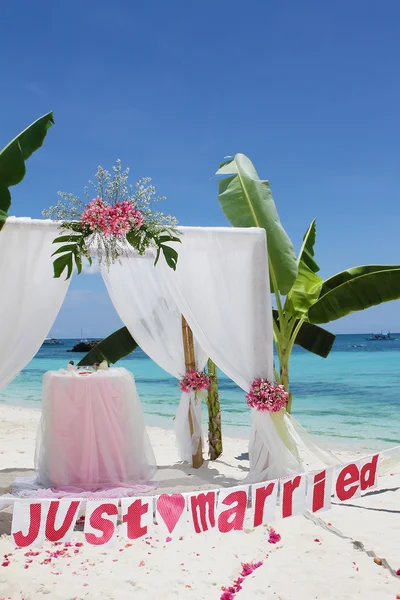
[1,333,399,453]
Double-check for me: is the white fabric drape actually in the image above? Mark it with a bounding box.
[160,228,273,388]
[0,217,70,391]
[158,227,304,481]
[103,226,340,480]
[101,253,207,463]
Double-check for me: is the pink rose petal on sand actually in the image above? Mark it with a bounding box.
[268,528,281,544]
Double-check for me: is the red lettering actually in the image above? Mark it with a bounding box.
[122,499,149,539]
[13,503,42,547]
[312,471,326,513]
[335,464,359,501]
[45,501,80,542]
[282,475,302,518]
[218,490,247,533]
[360,455,379,491]
[253,483,276,527]
[190,492,216,533]
[85,503,118,545]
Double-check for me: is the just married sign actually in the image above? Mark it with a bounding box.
[10,452,383,548]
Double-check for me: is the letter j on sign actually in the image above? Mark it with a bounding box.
[12,501,47,548]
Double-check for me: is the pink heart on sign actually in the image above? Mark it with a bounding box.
[156,494,186,534]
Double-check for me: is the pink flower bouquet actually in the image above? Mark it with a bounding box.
[245,378,288,412]
[81,197,144,238]
[179,370,210,393]
[44,160,180,279]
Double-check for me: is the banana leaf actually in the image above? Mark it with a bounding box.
[297,219,319,273]
[273,310,335,358]
[284,262,323,318]
[308,266,400,324]
[0,112,54,230]
[318,265,400,296]
[216,154,298,295]
[284,219,323,317]
[78,327,138,366]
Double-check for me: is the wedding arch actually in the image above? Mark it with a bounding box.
[0,216,337,484]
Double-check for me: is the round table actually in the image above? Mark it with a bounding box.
[35,368,156,489]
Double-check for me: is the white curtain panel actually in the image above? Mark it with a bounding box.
[160,227,274,388]
[103,227,339,479]
[159,227,304,480]
[0,217,70,391]
[101,252,207,463]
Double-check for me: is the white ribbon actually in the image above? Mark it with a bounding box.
[174,390,204,463]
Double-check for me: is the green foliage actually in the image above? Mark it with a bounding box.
[126,229,181,271]
[297,219,319,273]
[0,113,54,229]
[78,327,138,366]
[51,228,91,279]
[217,153,400,412]
[273,311,335,358]
[207,358,222,460]
[153,235,181,270]
[216,154,298,295]
[308,265,400,324]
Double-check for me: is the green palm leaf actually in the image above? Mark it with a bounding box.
[216,154,298,295]
[0,112,54,229]
[78,327,138,366]
[308,266,400,324]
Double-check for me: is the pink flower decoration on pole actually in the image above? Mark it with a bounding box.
[179,370,210,393]
[245,378,288,412]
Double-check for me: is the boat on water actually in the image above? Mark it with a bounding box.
[365,332,396,341]
[42,337,63,346]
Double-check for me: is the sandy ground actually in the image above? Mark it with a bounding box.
[0,404,399,600]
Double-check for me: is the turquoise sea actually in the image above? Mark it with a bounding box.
[1,334,399,453]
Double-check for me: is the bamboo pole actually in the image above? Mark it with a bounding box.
[181,316,203,468]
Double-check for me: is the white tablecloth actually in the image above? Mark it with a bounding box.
[35,368,156,489]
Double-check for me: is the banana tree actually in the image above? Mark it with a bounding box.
[207,358,222,460]
[0,112,54,229]
[217,153,400,412]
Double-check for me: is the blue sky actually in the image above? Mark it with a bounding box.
[2,0,400,337]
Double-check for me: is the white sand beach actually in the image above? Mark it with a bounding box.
[0,404,399,600]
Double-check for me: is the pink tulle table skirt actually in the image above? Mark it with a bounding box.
[35,368,157,490]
